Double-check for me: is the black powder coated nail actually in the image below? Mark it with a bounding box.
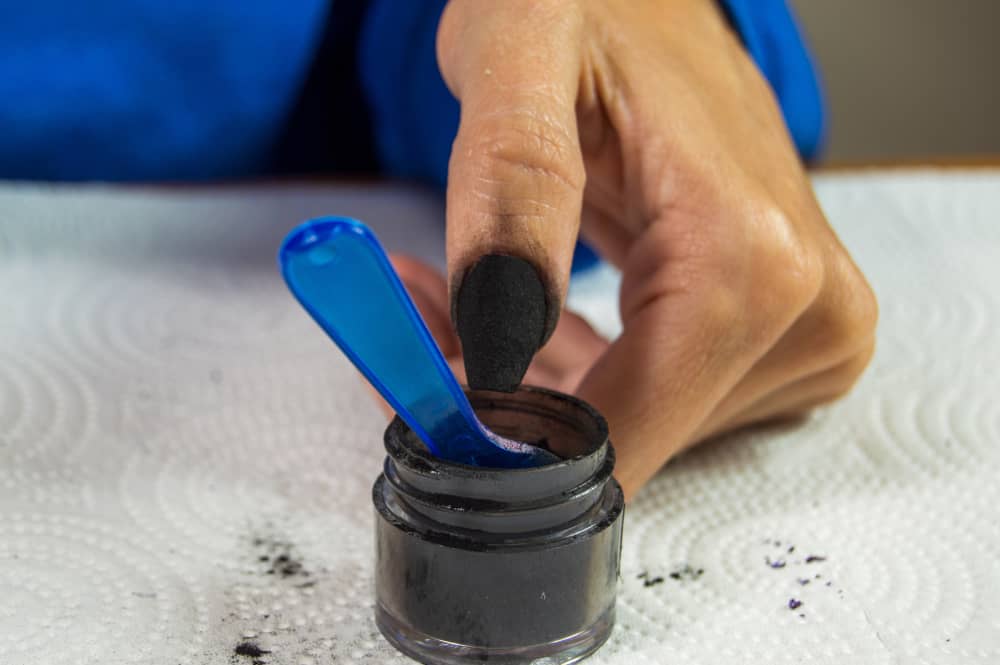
[373,386,625,664]
[454,255,549,392]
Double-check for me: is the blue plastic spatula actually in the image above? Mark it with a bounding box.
[279,217,559,469]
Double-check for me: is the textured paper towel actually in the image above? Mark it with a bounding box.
[1,172,998,665]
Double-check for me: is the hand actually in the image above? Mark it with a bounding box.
[392,0,877,500]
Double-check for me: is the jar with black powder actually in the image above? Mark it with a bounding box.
[373,386,625,664]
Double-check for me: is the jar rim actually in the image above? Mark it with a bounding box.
[383,385,611,505]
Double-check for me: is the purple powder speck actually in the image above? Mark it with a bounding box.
[805,555,827,564]
[766,556,787,569]
[788,598,803,610]
[797,578,810,586]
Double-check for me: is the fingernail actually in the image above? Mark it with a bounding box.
[454,255,549,392]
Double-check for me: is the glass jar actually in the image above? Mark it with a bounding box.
[373,386,625,664]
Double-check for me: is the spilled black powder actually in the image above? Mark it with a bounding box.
[231,529,338,664]
[250,534,310,579]
[234,641,270,662]
[639,565,704,588]
[234,642,269,657]
[271,553,306,578]
[668,565,704,581]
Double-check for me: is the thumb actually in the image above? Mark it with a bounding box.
[437,0,586,391]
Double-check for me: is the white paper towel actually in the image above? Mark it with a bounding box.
[1,171,998,664]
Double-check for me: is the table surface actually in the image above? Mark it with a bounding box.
[815,156,1000,170]
[1,168,999,664]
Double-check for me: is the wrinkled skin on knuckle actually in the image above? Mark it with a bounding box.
[465,107,584,186]
[451,110,586,227]
[446,109,585,300]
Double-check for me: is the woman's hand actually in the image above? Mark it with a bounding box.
[393,0,877,500]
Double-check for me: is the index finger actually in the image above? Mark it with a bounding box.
[437,0,588,387]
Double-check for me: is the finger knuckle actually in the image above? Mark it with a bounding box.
[782,247,825,311]
[702,285,747,345]
[815,260,879,360]
[757,208,825,315]
[460,111,586,196]
[841,266,879,344]
[822,342,877,401]
[744,199,878,362]
[769,343,876,420]
[718,204,824,347]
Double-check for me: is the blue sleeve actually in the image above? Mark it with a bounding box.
[0,1,332,181]
[358,0,457,188]
[359,0,826,188]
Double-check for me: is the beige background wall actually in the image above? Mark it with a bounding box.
[789,0,1000,161]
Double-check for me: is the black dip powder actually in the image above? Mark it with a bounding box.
[373,386,625,664]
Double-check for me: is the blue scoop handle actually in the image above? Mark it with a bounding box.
[278,217,556,468]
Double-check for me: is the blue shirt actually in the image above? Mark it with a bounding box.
[0,0,824,182]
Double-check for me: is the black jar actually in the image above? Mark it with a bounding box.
[373,386,625,664]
